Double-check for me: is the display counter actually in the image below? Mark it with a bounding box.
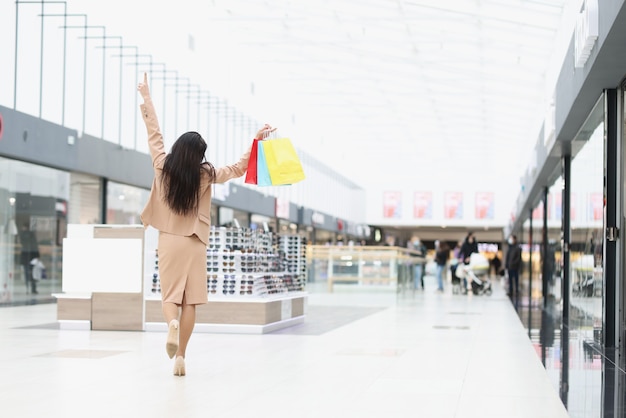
[55,224,144,330]
[145,292,306,334]
[307,245,425,292]
[55,225,307,334]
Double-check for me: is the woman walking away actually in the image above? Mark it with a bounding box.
[137,73,275,376]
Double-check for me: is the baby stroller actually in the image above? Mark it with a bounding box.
[454,254,492,296]
[469,272,492,296]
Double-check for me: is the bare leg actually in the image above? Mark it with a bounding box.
[162,301,179,324]
[162,302,180,358]
[177,303,196,358]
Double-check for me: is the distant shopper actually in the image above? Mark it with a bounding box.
[459,232,478,265]
[434,241,450,292]
[138,73,275,376]
[409,235,427,289]
[459,232,479,291]
[505,235,522,297]
[384,235,396,246]
[18,223,40,295]
[450,240,463,281]
[490,253,502,277]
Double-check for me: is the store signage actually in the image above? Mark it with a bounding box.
[0,112,4,141]
[574,0,598,68]
[275,198,290,219]
[311,212,324,225]
[55,201,67,215]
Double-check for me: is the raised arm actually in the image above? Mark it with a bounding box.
[137,72,165,167]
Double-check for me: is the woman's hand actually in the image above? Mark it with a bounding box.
[255,124,276,140]
[137,72,150,100]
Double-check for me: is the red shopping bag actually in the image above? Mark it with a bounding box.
[244,139,260,185]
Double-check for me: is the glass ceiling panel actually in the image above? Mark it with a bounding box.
[199,0,573,193]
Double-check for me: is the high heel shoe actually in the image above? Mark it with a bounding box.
[166,319,179,359]
[173,356,185,376]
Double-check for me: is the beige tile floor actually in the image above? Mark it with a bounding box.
[0,280,569,418]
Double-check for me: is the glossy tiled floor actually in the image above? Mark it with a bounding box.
[0,278,569,418]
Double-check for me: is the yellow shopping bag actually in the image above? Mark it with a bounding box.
[260,138,305,185]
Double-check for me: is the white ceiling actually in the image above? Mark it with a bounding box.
[191,0,576,197]
[58,0,578,218]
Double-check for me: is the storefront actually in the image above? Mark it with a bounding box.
[299,208,338,244]
[0,106,318,306]
[505,8,626,411]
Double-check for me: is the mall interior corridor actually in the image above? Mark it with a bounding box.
[0,278,568,418]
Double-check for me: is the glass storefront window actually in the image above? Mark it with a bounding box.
[315,229,335,245]
[0,158,69,305]
[250,214,272,231]
[570,121,604,340]
[106,181,150,224]
[277,219,297,235]
[545,179,563,303]
[516,96,605,417]
[218,207,249,228]
[565,104,604,417]
[68,172,101,224]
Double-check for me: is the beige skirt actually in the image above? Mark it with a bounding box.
[158,231,207,305]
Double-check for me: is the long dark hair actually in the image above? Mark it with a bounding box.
[161,131,215,215]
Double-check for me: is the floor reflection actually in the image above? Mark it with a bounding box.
[514,291,612,418]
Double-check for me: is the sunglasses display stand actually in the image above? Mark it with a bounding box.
[144,227,308,334]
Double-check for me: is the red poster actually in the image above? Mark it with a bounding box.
[551,192,575,220]
[532,201,544,220]
[444,192,463,219]
[413,192,432,219]
[590,192,603,221]
[547,193,553,220]
[554,192,562,220]
[475,192,494,219]
[383,191,402,219]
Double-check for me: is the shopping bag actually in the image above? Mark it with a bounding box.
[256,139,273,186]
[244,139,260,185]
[260,138,305,185]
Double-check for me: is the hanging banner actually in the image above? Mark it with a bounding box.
[474,192,494,219]
[383,191,402,219]
[554,192,562,220]
[444,192,463,219]
[553,192,576,221]
[532,200,544,220]
[413,192,432,219]
[547,192,553,220]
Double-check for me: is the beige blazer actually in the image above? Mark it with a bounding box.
[139,97,251,245]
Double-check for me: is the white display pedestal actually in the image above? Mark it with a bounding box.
[145,292,307,334]
[54,224,145,330]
